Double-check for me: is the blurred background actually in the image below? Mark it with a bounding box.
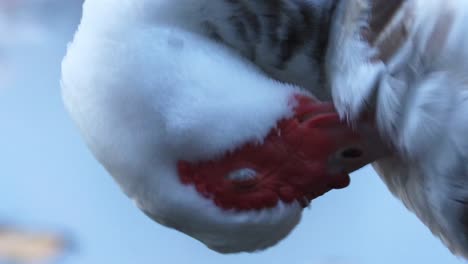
[0,1,465,264]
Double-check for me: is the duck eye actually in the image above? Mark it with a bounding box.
[226,168,257,182]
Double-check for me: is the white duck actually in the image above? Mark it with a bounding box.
[61,0,468,257]
[61,0,383,253]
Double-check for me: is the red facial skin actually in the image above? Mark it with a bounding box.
[177,94,376,211]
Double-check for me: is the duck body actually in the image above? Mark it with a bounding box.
[62,0,468,257]
[62,0,363,253]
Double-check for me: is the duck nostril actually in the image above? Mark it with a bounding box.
[340,147,364,159]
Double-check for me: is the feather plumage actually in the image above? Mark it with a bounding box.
[327,0,468,257]
[62,0,468,256]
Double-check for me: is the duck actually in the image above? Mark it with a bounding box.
[61,0,468,257]
[61,0,387,253]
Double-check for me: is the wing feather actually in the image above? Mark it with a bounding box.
[328,0,468,256]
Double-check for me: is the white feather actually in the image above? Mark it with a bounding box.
[328,0,468,257]
[61,0,310,253]
[62,0,468,256]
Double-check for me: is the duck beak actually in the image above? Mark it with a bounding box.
[290,94,390,178]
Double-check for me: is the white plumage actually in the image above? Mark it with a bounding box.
[62,0,309,253]
[328,0,468,257]
[62,0,468,257]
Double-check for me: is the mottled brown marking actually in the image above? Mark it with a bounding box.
[315,1,338,65]
[215,0,337,71]
[202,21,223,42]
[364,0,412,63]
[375,19,409,63]
[368,0,406,44]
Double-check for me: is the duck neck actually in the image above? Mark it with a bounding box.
[184,0,339,100]
[196,1,339,70]
[82,0,338,60]
[81,0,339,99]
